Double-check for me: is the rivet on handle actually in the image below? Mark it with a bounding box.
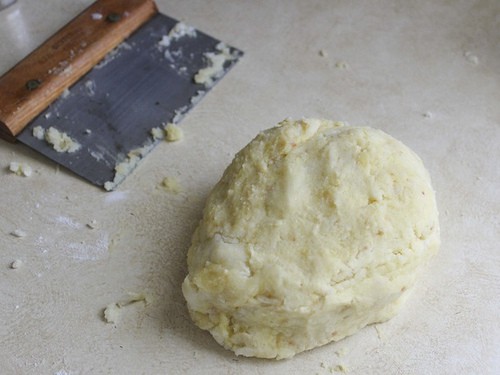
[106,12,122,23]
[25,79,41,91]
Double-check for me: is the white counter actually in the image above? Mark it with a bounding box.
[0,1,498,374]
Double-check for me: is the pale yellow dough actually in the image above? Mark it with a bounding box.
[182,119,440,359]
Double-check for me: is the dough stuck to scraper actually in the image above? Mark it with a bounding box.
[182,118,440,359]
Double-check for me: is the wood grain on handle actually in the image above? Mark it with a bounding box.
[0,0,158,142]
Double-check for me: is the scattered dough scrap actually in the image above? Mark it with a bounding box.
[103,303,121,324]
[464,51,479,65]
[151,127,164,140]
[103,293,151,324]
[104,143,154,191]
[10,229,27,238]
[86,220,98,229]
[9,162,32,177]
[335,61,349,69]
[160,176,182,194]
[194,43,238,87]
[182,118,440,359]
[33,126,81,153]
[10,259,23,269]
[33,126,45,140]
[165,123,184,142]
[158,22,197,48]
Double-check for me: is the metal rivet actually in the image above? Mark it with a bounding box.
[106,12,121,23]
[25,79,41,91]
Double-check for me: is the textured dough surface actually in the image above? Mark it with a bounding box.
[182,119,440,359]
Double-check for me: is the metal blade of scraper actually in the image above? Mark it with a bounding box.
[17,13,242,190]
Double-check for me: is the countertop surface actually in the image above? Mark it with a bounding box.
[0,1,499,374]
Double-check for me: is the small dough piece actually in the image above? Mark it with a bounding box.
[33,126,81,153]
[194,43,237,87]
[182,118,440,359]
[9,162,32,177]
[165,123,183,142]
[10,229,27,238]
[103,303,121,324]
[160,176,182,194]
[10,259,23,269]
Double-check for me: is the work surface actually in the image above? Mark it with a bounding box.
[1,1,499,374]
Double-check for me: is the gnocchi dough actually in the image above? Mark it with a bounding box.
[182,119,440,359]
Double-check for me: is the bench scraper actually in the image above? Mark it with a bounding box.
[0,0,242,190]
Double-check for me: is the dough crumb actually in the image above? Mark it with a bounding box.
[33,126,81,153]
[33,125,45,140]
[103,293,151,324]
[104,143,154,191]
[158,22,197,48]
[165,123,184,142]
[103,303,121,324]
[161,176,182,194]
[194,43,238,87]
[423,111,433,119]
[151,127,165,140]
[87,219,98,229]
[319,49,328,57]
[9,162,32,177]
[464,51,479,65]
[10,229,27,238]
[10,259,23,269]
[333,364,348,373]
[335,61,349,69]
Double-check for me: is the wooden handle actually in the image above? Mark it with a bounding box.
[0,0,158,142]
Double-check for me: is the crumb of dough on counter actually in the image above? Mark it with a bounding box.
[333,364,348,373]
[335,61,349,69]
[10,229,27,238]
[10,259,23,269]
[86,219,98,229]
[423,111,433,119]
[33,126,81,153]
[319,49,328,57]
[103,293,152,324]
[161,176,182,194]
[164,123,184,142]
[103,303,121,324]
[9,162,32,177]
[463,51,479,65]
[194,42,238,87]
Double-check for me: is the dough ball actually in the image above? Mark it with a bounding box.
[182,119,440,359]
